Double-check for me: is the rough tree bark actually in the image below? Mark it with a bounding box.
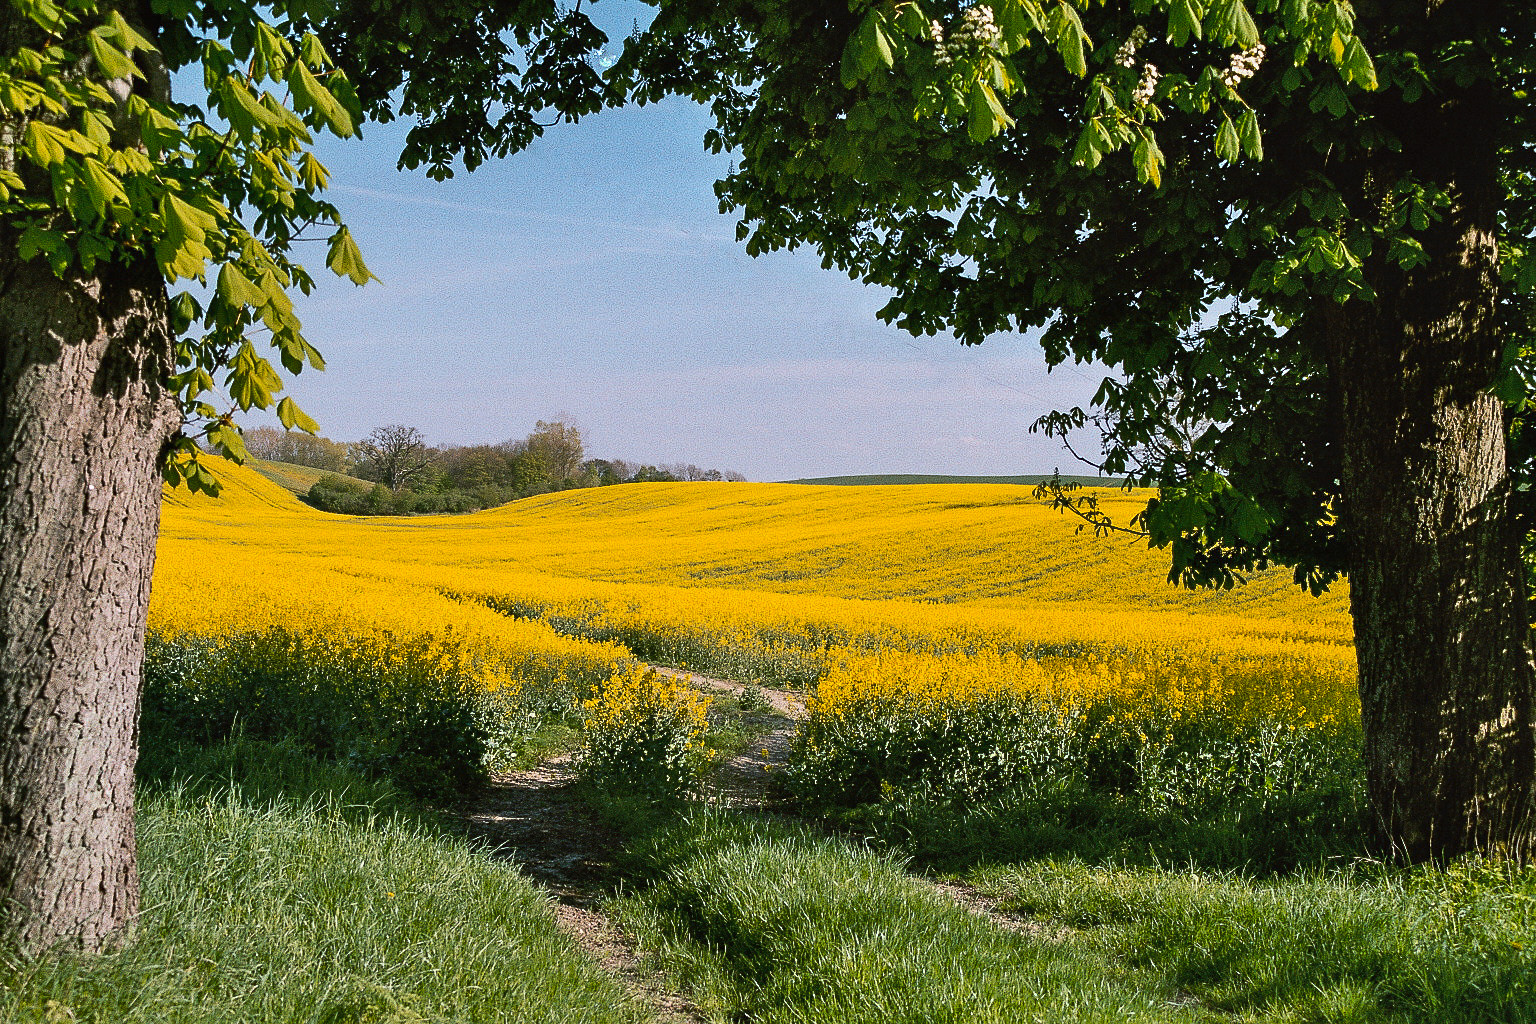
[0,1,180,953]
[0,239,178,953]
[1329,12,1536,859]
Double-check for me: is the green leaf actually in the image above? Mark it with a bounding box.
[227,341,285,410]
[325,226,376,285]
[1341,37,1377,90]
[287,61,354,137]
[1492,367,1529,407]
[992,0,1037,52]
[164,193,218,241]
[86,29,141,80]
[14,0,66,34]
[17,225,68,266]
[1206,0,1260,47]
[216,263,266,308]
[80,157,128,216]
[224,79,283,130]
[156,234,211,282]
[1168,0,1204,46]
[1133,132,1163,188]
[1073,120,1104,169]
[1051,3,1089,78]
[104,10,155,54]
[297,152,330,191]
[299,32,330,68]
[207,421,249,462]
[871,21,895,70]
[1229,496,1270,543]
[966,80,1013,144]
[1236,108,1263,159]
[841,9,893,88]
[168,292,201,334]
[1215,114,1241,162]
[22,120,66,166]
[133,97,182,154]
[277,396,320,434]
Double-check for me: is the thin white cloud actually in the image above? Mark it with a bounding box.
[331,184,734,246]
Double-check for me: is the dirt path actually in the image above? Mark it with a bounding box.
[464,754,706,1023]
[923,878,1078,942]
[654,667,800,811]
[463,667,1065,1019]
[462,668,803,1023]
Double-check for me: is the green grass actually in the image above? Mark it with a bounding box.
[0,738,648,1024]
[608,811,1199,1024]
[508,721,584,769]
[781,473,1123,486]
[966,858,1536,1023]
[826,776,1371,877]
[595,801,1536,1024]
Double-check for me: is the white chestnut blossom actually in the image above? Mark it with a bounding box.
[1219,44,1266,89]
[1114,25,1148,69]
[934,4,1004,65]
[1132,62,1161,106]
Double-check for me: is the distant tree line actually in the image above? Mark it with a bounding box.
[242,418,746,515]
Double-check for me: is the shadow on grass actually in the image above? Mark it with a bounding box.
[136,732,425,825]
[819,778,1376,876]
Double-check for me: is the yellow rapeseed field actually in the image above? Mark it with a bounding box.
[154,459,1360,798]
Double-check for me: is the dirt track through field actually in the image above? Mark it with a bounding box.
[462,667,801,1024]
[465,751,705,1023]
[461,666,1051,1021]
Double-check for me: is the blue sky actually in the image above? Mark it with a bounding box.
[247,6,1106,481]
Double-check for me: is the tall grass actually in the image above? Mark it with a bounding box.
[610,811,1196,1024]
[0,738,647,1024]
[969,858,1536,1024]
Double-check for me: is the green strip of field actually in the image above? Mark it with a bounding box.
[247,459,373,496]
[782,473,1124,486]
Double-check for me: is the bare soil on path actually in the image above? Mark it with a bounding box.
[653,667,800,811]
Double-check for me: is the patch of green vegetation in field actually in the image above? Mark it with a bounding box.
[0,738,646,1024]
[831,773,1371,877]
[700,688,780,763]
[509,721,584,769]
[782,473,1123,486]
[247,459,372,496]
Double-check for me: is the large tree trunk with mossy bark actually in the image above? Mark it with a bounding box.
[0,238,178,953]
[1328,44,1536,861]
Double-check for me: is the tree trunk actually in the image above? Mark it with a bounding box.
[1329,52,1536,860]
[0,241,178,952]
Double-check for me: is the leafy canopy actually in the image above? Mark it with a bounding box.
[616,0,1535,593]
[0,0,612,494]
[2,0,382,491]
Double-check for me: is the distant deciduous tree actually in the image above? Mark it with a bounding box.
[355,425,435,492]
[526,417,586,482]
